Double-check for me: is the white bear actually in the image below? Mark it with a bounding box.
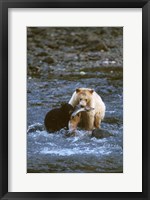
[68,88,105,131]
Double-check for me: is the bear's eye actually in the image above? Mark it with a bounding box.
[80,98,82,101]
[85,99,88,102]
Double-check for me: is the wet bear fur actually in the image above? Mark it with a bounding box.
[68,88,105,131]
[44,103,74,132]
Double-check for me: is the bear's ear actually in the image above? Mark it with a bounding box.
[89,89,94,94]
[76,88,81,93]
[61,102,66,107]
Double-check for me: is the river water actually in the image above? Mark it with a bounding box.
[27,27,123,173]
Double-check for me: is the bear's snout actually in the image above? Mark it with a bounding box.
[79,101,87,107]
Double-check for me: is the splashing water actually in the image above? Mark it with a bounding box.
[27,124,123,173]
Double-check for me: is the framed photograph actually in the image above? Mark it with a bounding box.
[0,0,149,199]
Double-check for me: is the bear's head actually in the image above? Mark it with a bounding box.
[75,88,94,107]
[61,103,74,116]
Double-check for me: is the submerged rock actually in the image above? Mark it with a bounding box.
[91,128,113,139]
[27,123,44,134]
[64,131,77,137]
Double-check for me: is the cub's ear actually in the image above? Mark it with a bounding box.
[89,89,94,94]
[61,102,66,107]
[76,88,81,93]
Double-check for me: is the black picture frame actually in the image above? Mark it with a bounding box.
[0,0,150,199]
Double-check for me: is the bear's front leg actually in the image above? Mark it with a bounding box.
[68,113,81,132]
[81,112,95,130]
[94,112,101,128]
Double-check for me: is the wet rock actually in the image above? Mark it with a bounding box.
[30,27,46,35]
[43,57,54,64]
[95,43,108,51]
[47,43,59,49]
[83,41,108,52]
[64,131,77,137]
[36,43,44,48]
[104,117,121,125]
[91,128,113,139]
[27,89,31,93]
[40,64,52,75]
[111,28,123,37]
[37,52,48,57]
[28,66,40,77]
[27,123,44,134]
[27,27,123,79]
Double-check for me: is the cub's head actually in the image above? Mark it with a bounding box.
[61,103,74,116]
[75,88,94,107]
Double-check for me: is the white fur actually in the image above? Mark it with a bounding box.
[68,88,106,131]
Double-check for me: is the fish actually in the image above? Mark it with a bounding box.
[71,105,94,117]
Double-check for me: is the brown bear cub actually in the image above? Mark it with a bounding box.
[44,103,74,132]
